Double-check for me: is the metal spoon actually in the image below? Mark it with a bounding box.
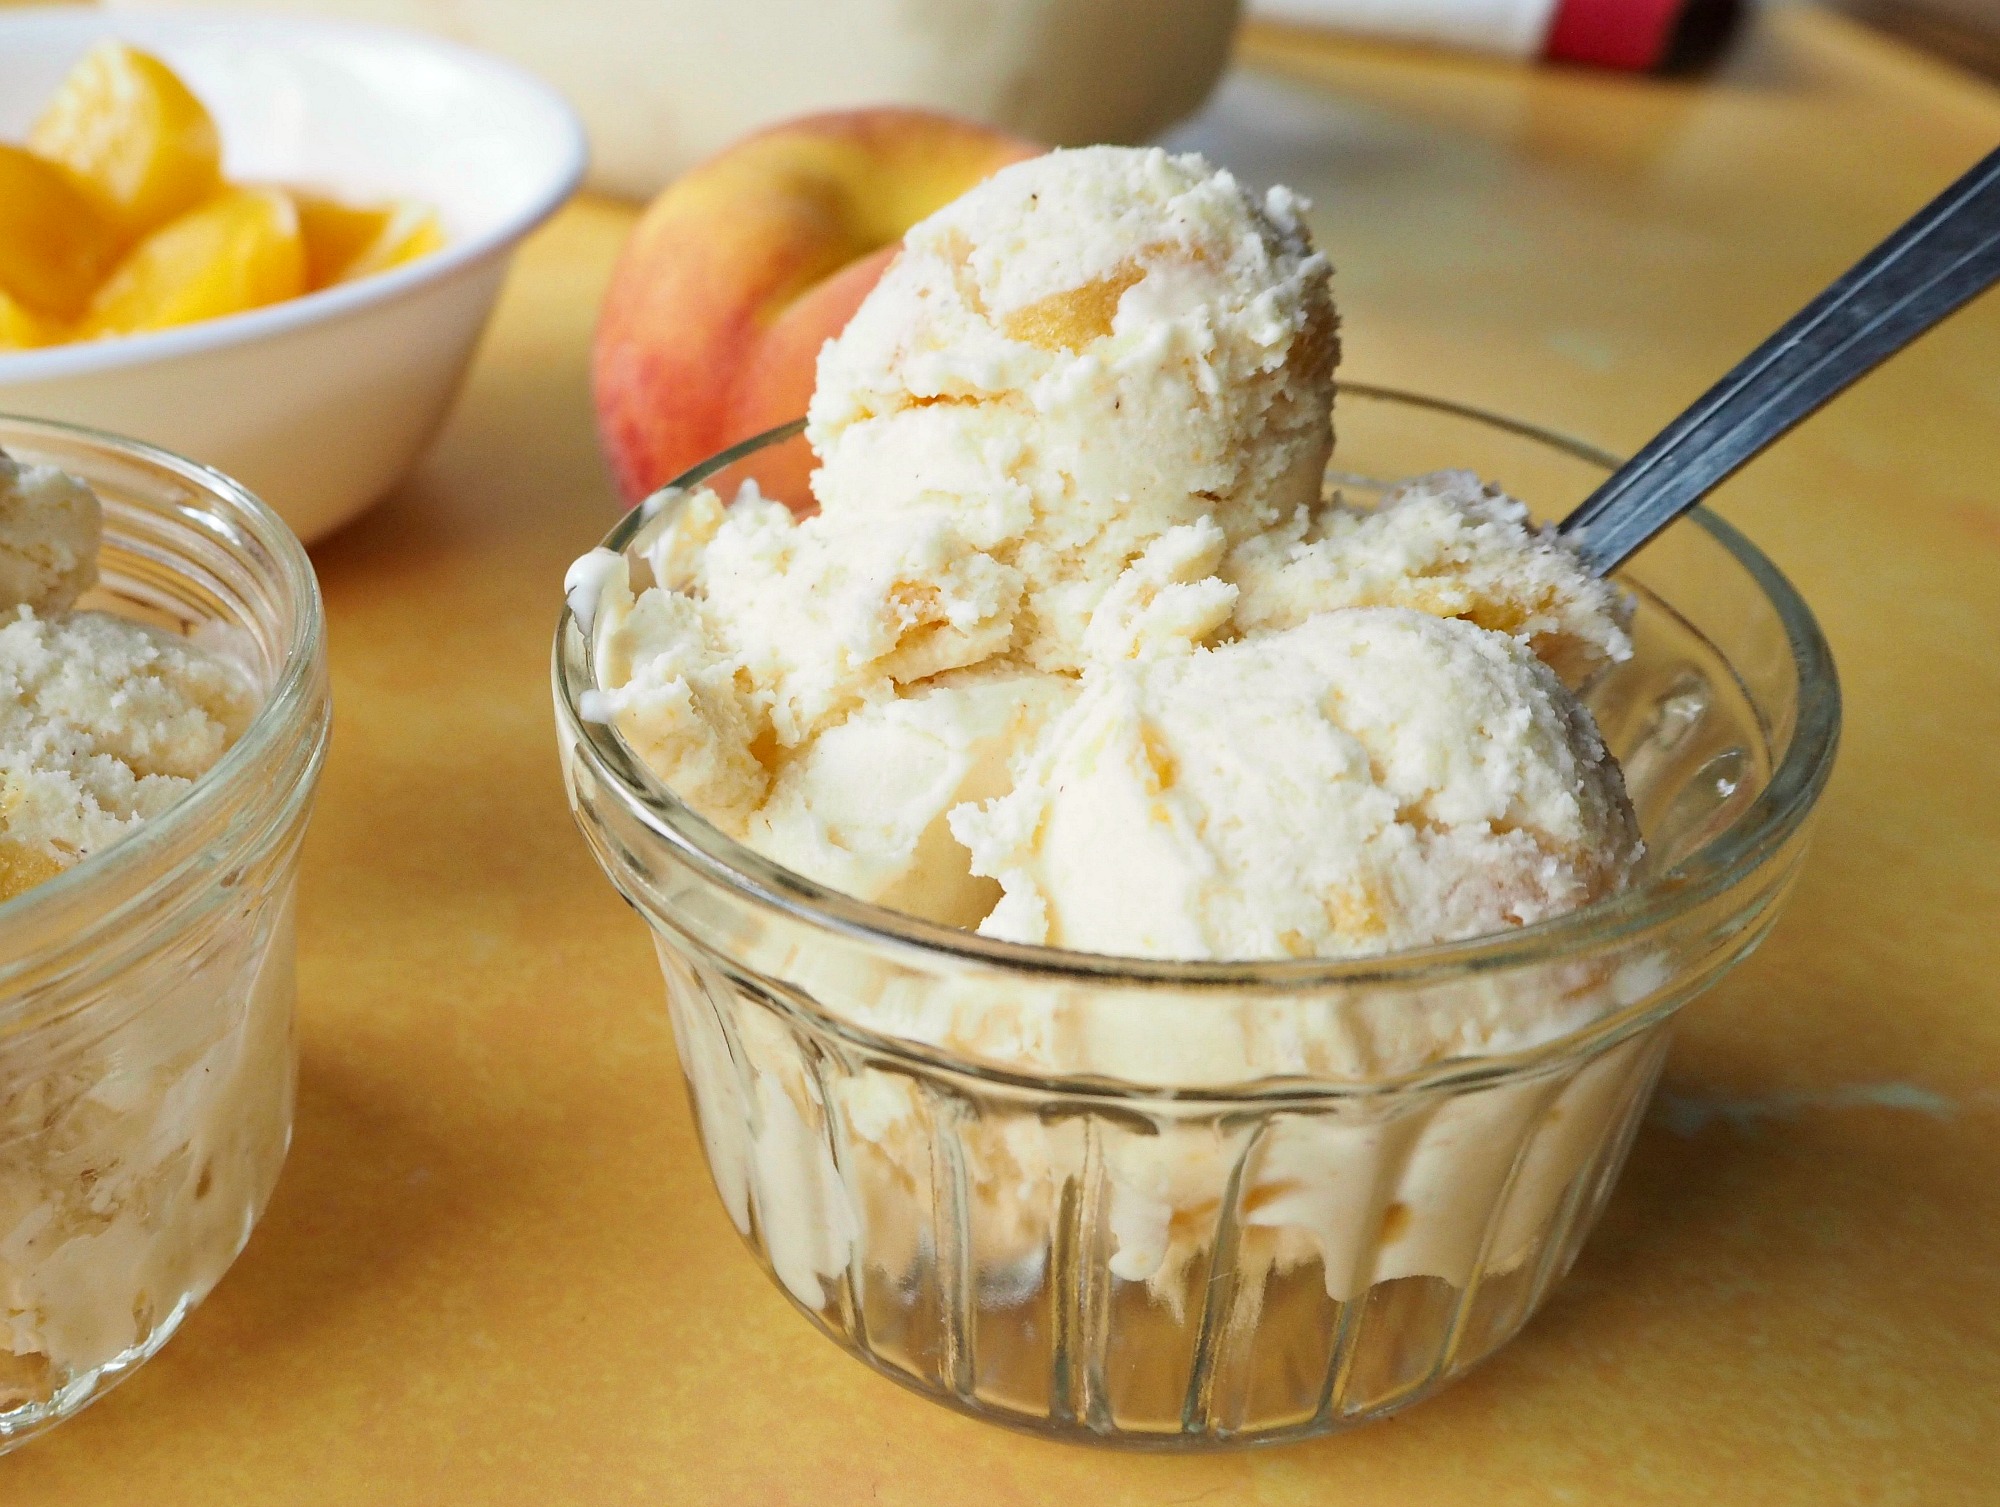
[1559,143,2000,577]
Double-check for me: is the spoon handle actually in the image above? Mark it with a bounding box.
[1559,143,2000,576]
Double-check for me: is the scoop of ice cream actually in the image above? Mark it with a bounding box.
[585,483,1035,830]
[749,665,1073,927]
[0,450,102,616]
[806,145,1338,673]
[0,607,257,898]
[1227,469,1631,686]
[581,145,1640,967]
[679,488,1024,744]
[583,490,1073,922]
[951,607,1640,961]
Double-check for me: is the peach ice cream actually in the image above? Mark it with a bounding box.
[579,145,1632,964]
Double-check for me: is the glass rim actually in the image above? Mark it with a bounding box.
[555,384,1841,1006]
[0,413,327,962]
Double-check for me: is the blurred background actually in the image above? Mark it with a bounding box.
[9,0,1987,197]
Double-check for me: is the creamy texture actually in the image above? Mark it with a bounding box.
[582,483,1075,885]
[808,144,1339,674]
[1225,467,1630,688]
[0,454,99,620]
[749,666,1073,927]
[0,456,275,1417]
[586,146,1348,928]
[0,454,255,903]
[579,147,1657,1326]
[583,144,1637,968]
[953,607,1637,960]
[1,895,294,1415]
[0,610,256,894]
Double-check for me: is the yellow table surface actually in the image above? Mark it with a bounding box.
[7,5,2000,1501]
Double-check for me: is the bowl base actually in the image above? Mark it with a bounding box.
[0,1290,198,1455]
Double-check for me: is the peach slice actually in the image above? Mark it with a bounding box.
[0,144,122,323]
[30,41,223,244]
[0,838,69,904]
[336,202,445,284]
[293,193,447,290]
[593,108,1038,507]
[0,289,65,352]
[291,192,389,290]
[80,187,305,339]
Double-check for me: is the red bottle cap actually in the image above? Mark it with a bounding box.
[1545,0,1686,69]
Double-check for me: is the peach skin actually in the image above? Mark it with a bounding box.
[592,108,1037,510]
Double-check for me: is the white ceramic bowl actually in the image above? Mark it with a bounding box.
[109,0,1241,201]
[0,9,586,542]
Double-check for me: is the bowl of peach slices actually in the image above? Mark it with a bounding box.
[0,10,584,540]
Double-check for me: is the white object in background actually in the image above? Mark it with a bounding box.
[1252,0,1557,55]
[0,10,585,544]
[109,0,1243,202]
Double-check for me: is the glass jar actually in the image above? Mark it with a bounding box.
[0,416,328,1451]
[553,387,1840,1448]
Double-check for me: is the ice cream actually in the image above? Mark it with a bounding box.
[953,606,1637,960]
[582,144,1634,961]
[581,485,1075,921]
[749,665,1075,927]
[0,452,276,1424]
[0,451,256,904]
[566,146,1682,1435]
[0,456,99,618]
[582,140,1348,930]
[806,143,1338,674]
[1223,465,1631,688]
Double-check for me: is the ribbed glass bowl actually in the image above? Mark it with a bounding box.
[0,416,328,1452]
[553,387,1839,1448]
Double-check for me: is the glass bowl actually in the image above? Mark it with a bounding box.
[0,416,328,1451]
[552,386,1839,1448]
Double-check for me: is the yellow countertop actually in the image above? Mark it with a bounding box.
[6,5,1999,1502]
